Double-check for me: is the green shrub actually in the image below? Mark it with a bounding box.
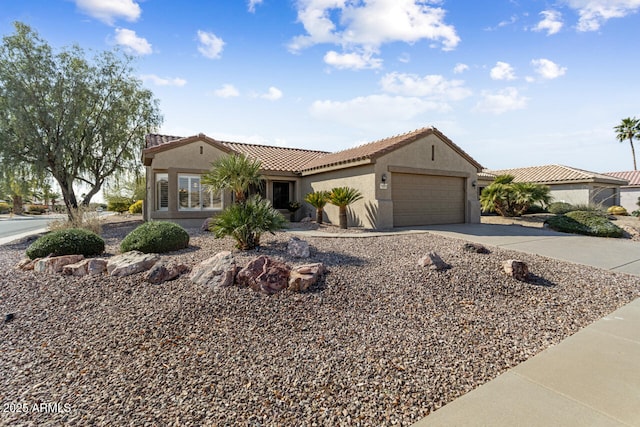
[120,221,189,253]
[545,210,624,238]
[26,228,105,259]
[129,200,143,214]
[607,205,628,215]
[548,202,574,215]
[525,204,547,214]
[572,203,605,213]
[27,204,48,214]
[0,202,12,214]
[211,195,287,250]
[632,210,640,217]
[107,196,132,214]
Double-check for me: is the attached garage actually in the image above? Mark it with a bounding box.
[392,173,466,226]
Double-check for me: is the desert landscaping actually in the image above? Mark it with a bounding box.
[1,216,639,426]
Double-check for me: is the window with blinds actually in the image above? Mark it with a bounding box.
[156,173,168,211]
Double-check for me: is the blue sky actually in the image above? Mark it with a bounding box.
[2,0,640,172]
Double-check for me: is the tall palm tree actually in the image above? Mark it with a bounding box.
[614,117,640,170]
[327,187,363,229]
[304,190,329,224]
[202,153,262,203]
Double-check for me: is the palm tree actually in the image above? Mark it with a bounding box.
[614,117,640,170]
[327,187,363,229]
[304,191,329,224]
[480,174,551,217]
[202,153,262,203]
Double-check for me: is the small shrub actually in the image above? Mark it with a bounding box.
[129,200,143,214]
[120,221,189,253]
[107,196,132,214]
[27,204,48,214]
[606,205,628,216]
[26,228,105,259]
[572,203,605,213]
[525,204,547,214]
[631,210,640,217]
[48,206,102,234]
[545,210,624,238]
[548,202,574,215]
[0,202,12,214]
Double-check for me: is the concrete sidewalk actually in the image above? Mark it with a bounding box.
[289,223,640,426]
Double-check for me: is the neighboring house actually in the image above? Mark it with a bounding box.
[141,127,483,229]
[603,171,640,213]
[483,164,628,208]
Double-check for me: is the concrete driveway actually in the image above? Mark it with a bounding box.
[418,223,640,276]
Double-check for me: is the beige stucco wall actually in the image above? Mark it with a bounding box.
[548,184,619,207]
[620,187,640,213]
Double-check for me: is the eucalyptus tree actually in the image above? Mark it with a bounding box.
[614,117,640,170]
[0,22,162,220]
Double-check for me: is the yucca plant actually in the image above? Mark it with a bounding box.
[304,190,329,224]
[210,195,287,250]
[327,186,363,229]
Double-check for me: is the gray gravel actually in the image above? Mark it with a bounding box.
[1,219,639,426]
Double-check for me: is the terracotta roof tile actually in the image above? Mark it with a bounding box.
[486,164,628,185]
[219,141,328,173]
[603,171,640,186]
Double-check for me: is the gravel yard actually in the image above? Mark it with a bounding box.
[1,218,639,426]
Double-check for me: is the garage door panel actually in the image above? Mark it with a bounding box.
[393,173,465,226]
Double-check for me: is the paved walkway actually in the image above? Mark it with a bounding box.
[289,224,640,426]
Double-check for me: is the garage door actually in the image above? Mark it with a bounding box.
[392,173,465,226]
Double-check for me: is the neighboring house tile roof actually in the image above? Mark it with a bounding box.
[485,164,628,185]
[300,127,483,172]
[603,171,640,186]
[143,127,483,174]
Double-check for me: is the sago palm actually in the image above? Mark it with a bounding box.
[327,186,363,229]
[202,153,262,203]
[304,190,329,224]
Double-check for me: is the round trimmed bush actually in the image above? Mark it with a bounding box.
[129,200,143,214]
[545,210,623,238]
[548,202,575,215]
[26,228,105,259]
[607,205,628,216]
[120,221,189,254]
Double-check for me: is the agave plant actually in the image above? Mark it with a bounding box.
[210,195,287,250]
[327,186,363,229]
[304,190,329,224]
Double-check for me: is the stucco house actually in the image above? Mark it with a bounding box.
[481,164,628,208]
[141,127,483,229]
[604,171,640,213]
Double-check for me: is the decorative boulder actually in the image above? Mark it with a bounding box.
[288,263,326,292]
[34,255,85,274]
[287,237,310,258]
[463,243,490,254]
[237,256,291,295]
[146,262,190,285]
[62,258,108,277]
[107,251,159,277]
[16,258,39,271]
[189,251,237,288]
[502,259,529,281]
[418,252,451,271]
[201,217,213,232]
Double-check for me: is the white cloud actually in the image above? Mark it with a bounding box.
[214,84,240,98]
[533,10,563,35]
[114,28,152,55]
[141,74,187,87]
[453,63,469,74]
[324,50,382,70]
[289,0,460,69]
[260,87,283,101]
[531,58,567,79]
[567,0,640,31]
[310,94,448,126]
[197,30,225,59]
[490,61,516,80]
[75,0,141,25]
[474,87,529,114]
[248,0,263,13]
[380,72,472,101]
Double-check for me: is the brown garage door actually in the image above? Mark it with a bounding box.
[392,173,465,226]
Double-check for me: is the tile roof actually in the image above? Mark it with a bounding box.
[300,127,482,172]
[143,127,483,174]
[603,171,640,186]
[486,164,628,185]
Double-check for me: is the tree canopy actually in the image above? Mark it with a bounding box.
[614,117,640,171]
[0,22,162,218]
